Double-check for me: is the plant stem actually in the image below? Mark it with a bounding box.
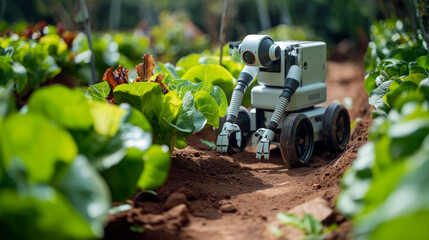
[219,0,228,66]
[413,0,429,50]
[109,0,122,31]
[79,0,97,85]
[0,0,5,19]
[255,0,271,30]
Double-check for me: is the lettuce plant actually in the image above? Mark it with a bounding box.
[0,84,170,239]
[338,18,429,239]
[87,54,227,151]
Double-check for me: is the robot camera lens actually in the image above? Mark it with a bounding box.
[243,51,256,64]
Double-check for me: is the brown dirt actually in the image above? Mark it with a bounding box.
[104,61,372,240]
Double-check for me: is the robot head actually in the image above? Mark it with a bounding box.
[239,35,281,67]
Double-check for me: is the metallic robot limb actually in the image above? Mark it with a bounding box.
[216,65,257,152]
[253,65,302,159]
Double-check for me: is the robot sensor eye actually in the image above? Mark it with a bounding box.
[243,51,256,64]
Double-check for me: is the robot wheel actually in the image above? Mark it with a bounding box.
[322,103,351,153]
[280,113,315,168]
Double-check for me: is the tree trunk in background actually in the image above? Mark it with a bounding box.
[219,0,228,65]
[414,0,429,49]
[255,0,271,30]
[202,0,221,45]
[139,0,157,27]
[109,0,121,31]
[277,2,292,26]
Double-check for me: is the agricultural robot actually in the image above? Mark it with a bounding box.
[216,34,351,167]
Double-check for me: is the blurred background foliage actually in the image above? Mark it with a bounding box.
[2,0,428,88]
[2,0,389,61]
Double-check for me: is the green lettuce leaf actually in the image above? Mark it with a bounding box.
[138,145,170,190]
[181,64,235,98]
[86,81,110,102]
[0,187,94,240]
[176,53,201,77]
[194,91,220,128]
[100,148,144,202]
[57,155,111,238]
[0,114,77,183]
[28,85,93,130]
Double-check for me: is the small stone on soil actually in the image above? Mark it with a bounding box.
[164,192,188,210]
[288,197,333,222]
[176,187,196,201]
[220,204,237,213]
[165,204,189,220]
[164,204,189,231]
[323,190,334,200]
[146,214,165,225]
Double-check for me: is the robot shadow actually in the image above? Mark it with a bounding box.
[229,142,339,176]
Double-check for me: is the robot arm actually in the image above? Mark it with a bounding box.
[226,66,257,122]
[217,65,257,152]
[253,65,302,159]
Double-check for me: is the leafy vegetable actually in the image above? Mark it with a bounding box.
[0,187,95,240]
[28,85,94,130]
[88,54,227,151]
[100,148,143,201]
[102,65,130,103]
[169,79,228,119]
[113,82,207,150]
[270,213,336,239]
[136,54,156,82]
[138,145,171,189]
[57,155,111,237]
[200,139,216,150]
[363,23,429,116]
[173,50,255,105]
[0,82,16,117]
[181,64,235,98]
[176,53,201,77]
[339,17,429,239]
[0,84,170,239]
[87,81,111,102]
[1,113,77,183]
[338,103,429,239]
[0,36,62,96]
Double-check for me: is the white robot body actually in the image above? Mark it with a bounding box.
[251,83,327,111]
[252,40,327,108]
[255,41,326,87]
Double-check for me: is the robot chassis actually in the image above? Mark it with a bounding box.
[216,34,351,167]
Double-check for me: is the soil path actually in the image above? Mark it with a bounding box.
[105,61,372,240]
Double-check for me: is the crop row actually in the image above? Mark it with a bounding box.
[337,19,429,239]
[0,83,171,239]
[0,19,242,239]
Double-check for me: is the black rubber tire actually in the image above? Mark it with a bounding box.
[280,113,315,168]
[216,106,251,154]
[322,103,351,153]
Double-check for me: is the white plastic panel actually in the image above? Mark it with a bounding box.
[256,41,326,87]
[260,107,326,142]
[251,82,326,111]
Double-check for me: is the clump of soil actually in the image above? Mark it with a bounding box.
[104,61,372,240]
